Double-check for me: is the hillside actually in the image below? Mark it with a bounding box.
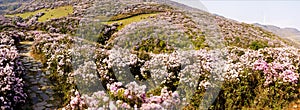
[0,0,31,14]
[1,0,300,109]
[255,23,300,44]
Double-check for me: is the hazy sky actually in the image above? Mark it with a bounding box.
[171,0,300,30]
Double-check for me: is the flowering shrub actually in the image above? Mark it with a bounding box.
[31,31,76,106]
[29,21,300,109]
[65,90,87,110]
[70,82,180,109]
[24,1,300,109]
[253,58,298,86]
[73,61,103,95]
[215,16,288,49]
[190,47,300,109]
[0,33,27,109]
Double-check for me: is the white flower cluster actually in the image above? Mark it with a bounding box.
[0,33,15,46]
[80,81,180,109]
[223,46,300,85]
[141,87,180,110]
[30,31,110,109]
[31,31,74,77]
[73,61,103,95]
[64,90,86,110]
[29,26,300,109]
[103,45,227,107]
[82,91,111,109]
[0,33,27,109]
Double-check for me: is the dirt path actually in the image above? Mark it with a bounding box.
[18,41,60,110]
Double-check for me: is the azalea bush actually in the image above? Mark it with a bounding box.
[23,1,300,109]
[29,20,300,109]
[0,32,27,109]
[31,31,76,106]
[198,47,300,109]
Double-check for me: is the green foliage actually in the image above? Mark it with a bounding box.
[146,87,162,97]
[32,37,76,107]
[103,13,159,30]
[77,22,116,45]
[265,56,274,63]
[232,49,245,57]
[212,69,260,109]
[97,30,114,45]
[235,37,241,43]
[6,5,73,22]
[249,40,268,50]
[107,3,172,22]
[108,88,144,107]
[133,38,174,54]
[184,27,208,50]
[131,38,174,61]
[187,68,300,109]
[191,35,207,50]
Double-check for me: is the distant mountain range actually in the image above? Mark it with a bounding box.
[0,0,31,14]
[254,23,300,42]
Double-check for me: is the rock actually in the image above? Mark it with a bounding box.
[39,78,47,84]
[49,97,54,101]
[29,79,35,82]
[36,72,43,77]
[31,97,39,104]
[31,86,39,91]
[36,101,47,106]
[45,104,53,107]
[23,63,31,66]
[32,81,38,85]
[30,93,37,97]
[41,93,49,100]
[34,106,45,110]
[46,89,54,94]
[29,68,37,72]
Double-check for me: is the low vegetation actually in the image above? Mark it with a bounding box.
[102,13,159,30]
[5,5,73,22]
[2,0,300,109]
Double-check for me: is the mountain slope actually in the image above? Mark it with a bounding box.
[1,0,300,109]
[255,23,300,43]
[0,0,31,14]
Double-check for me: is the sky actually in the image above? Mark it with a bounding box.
[171,0,300,30]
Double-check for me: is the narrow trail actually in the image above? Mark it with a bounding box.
[18,41,60,110]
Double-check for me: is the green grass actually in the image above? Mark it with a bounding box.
[5,5,73,22]
[102,13,159,30]
[249,40,268,50]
